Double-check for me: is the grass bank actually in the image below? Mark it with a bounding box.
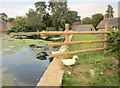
[62,34,118,86]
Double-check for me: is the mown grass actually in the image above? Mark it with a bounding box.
[62,34,118,86]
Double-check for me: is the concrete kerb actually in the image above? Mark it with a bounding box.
[36,33,73,86]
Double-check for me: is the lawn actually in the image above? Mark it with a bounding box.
[62,34,118,86]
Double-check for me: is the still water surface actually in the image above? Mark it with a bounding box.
[2,46,52,86]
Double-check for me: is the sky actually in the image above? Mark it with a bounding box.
[0,0,119,19]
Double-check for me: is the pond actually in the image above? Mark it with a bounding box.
[1,36,59,87]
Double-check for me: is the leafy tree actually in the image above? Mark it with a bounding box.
[7,18,15,22]
[0,13,8,20]
[106,5,114,18]
[34,1,46,16]
[15,16,27,28]
[108,30,120,55]
[82,17,92,24]
[26,9,45,32]
[0,13,7,29]
[34,2,47,31]
[66,11,80,29]
[48,0,68,30]
[48,0,80,30]
[43,13,52,27]
[14,16,27,32]
[92,13,103,29]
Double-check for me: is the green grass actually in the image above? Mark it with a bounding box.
[69,34,103,51]
[62,34,118,86]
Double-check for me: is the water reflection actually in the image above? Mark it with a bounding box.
[2,47,50,86]
[2,39,60,86]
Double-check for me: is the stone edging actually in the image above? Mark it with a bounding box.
[36,33,73,86]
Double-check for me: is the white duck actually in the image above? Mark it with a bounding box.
[52,51,60,54]
[61,55,79,66]
[52,48,67,54]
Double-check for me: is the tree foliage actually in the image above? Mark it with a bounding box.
[7,18,15,22]
[43,13,52,28]
[48,0,68,30]
[8,0,80,33]
[108,30,120,55]
[26,9,45,32]
[82,17,92,24]
[48,0,80,30]
[15,16,27,28]
[92,13,103,28]
[0,13,8,20]
[14,16,28,32]
[106,5,114,18]
[34,1,46,16]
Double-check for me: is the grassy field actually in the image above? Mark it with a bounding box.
[62,34,118,86]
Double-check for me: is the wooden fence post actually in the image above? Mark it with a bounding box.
[65,24,69,49]
[104,15,108,52]
[63,24,70,58]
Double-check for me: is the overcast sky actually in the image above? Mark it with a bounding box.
[0,0,119,19]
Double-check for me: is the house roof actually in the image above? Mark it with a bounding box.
[97,17,120,29]
[0,18,6,30]
[5,22,16,29]
[72,24,96,31]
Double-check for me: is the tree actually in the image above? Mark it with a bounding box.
[43,13,52,27]
[34,1,46,16]
[92,13,103,29]
[26,9,45,32]
[34,2,47,31]
[82,17,92,24]
[14,16,27,32]
[66,11,80,29]
[15,16,27,28]
[0,13,7,29]
[7,18,15,22]
[48,0,68,30]
[48,0,80,30]
[0,13,8,20]
[106,5,114,18]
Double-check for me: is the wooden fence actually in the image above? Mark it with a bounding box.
[39,16,109,57]
[10,16,109,58]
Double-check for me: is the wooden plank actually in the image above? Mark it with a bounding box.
[49,47,107,57]
[10,32,37,36]
[40,31,110,35]
[10,31,110,36]
[48,40,107,46]
[65,24,69,49]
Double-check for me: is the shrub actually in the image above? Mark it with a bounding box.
[107,29,120,55]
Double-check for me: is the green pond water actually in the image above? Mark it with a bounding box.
[1,36,59,87]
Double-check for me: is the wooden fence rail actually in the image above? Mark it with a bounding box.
[10,32,38,36]
[39,31,109,35]
[49,47,107,57]
[10,31,110,36]
[10,15,109,58]
[48,40,107,46]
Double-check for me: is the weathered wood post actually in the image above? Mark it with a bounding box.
[63,24,70,58]
[65,24,69,49]
[104,15,108,52]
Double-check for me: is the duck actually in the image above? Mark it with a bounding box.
[52,51,60,54]
[52,48,67,54]
[61,55,79,66]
